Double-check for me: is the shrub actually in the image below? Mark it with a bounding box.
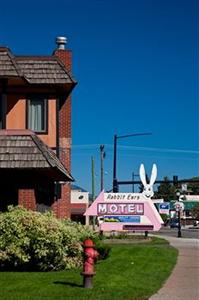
[92,236,111,260]
[0,206,96,271]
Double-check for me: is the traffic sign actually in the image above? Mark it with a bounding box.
[174,201,184,212]
[159,202,170,215]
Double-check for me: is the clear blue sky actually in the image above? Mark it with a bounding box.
[1,0,198,194]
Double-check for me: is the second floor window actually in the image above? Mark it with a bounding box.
[27,97,48,133]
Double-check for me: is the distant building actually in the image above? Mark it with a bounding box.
[0,37,77,218]
[71,185,89,224]
[185,195,199,201]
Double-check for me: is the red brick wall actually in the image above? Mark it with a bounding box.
[54,49,72,73]
[54,48,72,219]
[71,203,88,213]
[18,188,36,210]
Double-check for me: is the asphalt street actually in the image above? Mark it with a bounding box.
[153,227,199,239]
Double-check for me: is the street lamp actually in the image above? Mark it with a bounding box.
[113,132,152,192]
[175,192,184,238]
[100,145,106,191]
[132,172,139,192]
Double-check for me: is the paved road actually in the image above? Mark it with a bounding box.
[153,227,199,239]
[149,236,199,300]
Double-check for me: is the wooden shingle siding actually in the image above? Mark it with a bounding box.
[0,147,39,154]
[0,48,76,86]
[0,154,44,161]
[0,131,74,181]
[0,50,19,77]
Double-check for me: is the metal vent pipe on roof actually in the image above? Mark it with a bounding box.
[56,36,67,50]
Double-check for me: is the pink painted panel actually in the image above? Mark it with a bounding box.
[84,191,163,232]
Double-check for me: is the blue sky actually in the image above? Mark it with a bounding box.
[1,0,198,194]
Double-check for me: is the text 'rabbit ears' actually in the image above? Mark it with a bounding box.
[139,164,157,187]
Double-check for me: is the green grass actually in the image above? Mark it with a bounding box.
[0,238,178,300]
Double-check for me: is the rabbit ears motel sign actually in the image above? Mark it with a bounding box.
[84,164,163,232]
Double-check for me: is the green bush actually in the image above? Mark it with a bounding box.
[94,240,111,260]
[0,206,95,271]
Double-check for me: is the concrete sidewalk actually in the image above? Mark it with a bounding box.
[149,236,199,300]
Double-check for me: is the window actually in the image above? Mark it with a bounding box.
[27,97,48,133]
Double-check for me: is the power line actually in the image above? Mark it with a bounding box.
[71,144,199,154]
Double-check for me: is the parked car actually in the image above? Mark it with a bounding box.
[170,219,179,228]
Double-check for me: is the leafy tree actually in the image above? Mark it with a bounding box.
[191,203,199,220]
[187,177,199,195]
[154,177,177,201]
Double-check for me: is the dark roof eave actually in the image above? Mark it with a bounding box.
[67,81,77,95]
[52,167,75,182]
[33,81,77,87]
[0,167,74,182]
[21,81,77,92]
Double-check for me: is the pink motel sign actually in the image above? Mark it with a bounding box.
[97,203,144,215]
[84,191,163,232]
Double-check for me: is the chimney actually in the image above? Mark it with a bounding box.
[54,36,71,73]
[56,36,67,50]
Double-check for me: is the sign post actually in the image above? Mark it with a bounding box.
[174,201,184,238]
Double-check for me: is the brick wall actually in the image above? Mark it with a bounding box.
[54,49,72,73]
[54,48,72,219]
[18,188,36,210]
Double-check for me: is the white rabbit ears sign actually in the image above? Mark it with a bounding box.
[139,163,157,198]
[84,163,163,232]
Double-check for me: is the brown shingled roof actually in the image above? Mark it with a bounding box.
[0,130,74,182]
[0,48,22,78]
[0,47,76,86]
[15,56,75,84]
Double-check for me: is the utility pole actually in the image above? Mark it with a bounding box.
[91,156,96,230]
[113,135,118,193]
[91,156,95,202]
[132,172,141,193]
[100,145,105,191]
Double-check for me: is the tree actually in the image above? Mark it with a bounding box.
[191,203,199,220]
[154,176,177,201]
[187,177,199,195]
